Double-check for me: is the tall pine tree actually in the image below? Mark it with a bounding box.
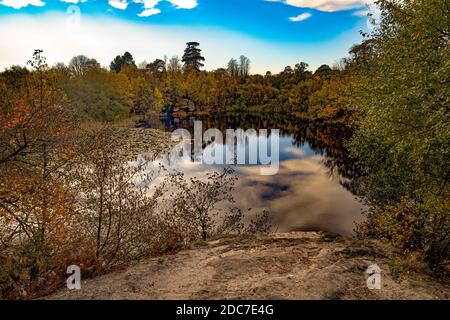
[182,42,205,72]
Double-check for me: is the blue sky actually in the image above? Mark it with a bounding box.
[0,0,376,73]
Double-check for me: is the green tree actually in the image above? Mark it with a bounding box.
[147,58,166,75]
[63,68,132,121]
[294,62,309,81]
[348,0,450,274]
[314,64,332,77]
[110,51,136,73]
[182,42,205,71]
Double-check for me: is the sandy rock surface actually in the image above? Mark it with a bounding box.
[47,232,448,300]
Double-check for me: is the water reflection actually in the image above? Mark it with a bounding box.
[147,113,365,236]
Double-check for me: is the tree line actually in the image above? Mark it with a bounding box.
[2,41,357,123]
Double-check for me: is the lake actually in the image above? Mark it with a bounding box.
[147,113,365,236]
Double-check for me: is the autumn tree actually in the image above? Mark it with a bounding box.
[71,126,162,266]
[69,55,100,76]
[0,50,78,298]
[167,56,182,74]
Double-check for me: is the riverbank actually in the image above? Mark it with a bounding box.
[156,109,352,126]
[46,232,448,300]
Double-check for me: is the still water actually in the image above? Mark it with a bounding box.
[149,113,365,236]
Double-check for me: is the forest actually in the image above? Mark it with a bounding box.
[0,0,448,299]
[2,40,358,124]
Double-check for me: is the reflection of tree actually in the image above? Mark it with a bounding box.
[159,113,362,191]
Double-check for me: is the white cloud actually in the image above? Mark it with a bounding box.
[167,0,197,9]
[272,0,374,12]
[0,0,90,8]
[289,12,311,22]
[138,7,161,16]
[133,0,161,17]
[0,0,45,9]
[109,0,161,11]
[0,0,197,16]
[108,0,128,10]
[60,0,88,3]
[108,0,197,16]
[135,0,160,8]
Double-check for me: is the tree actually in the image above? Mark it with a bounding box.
[348,39,376,69]
[283,66,293,74]
[130,76,155,115]
[294,62,308,74]
[161,168,270,241]
[110,51,136,73]
[52,62,70,75]
[294,62,310,81]
[72,126,161,264]
[153,87,165,111]
[315,64,332,76]
[69,55,100,76]
[62,68,132,121]
[121,52,135,67]
[167,56,182,74]
[110,55,122,73]
[227,58,239,78]
[147,58,166,74]
[239,55,250,78]
[0,50,77,297]
[182,42,205,71]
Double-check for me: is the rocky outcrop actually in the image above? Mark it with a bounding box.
[47,232,448,300]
